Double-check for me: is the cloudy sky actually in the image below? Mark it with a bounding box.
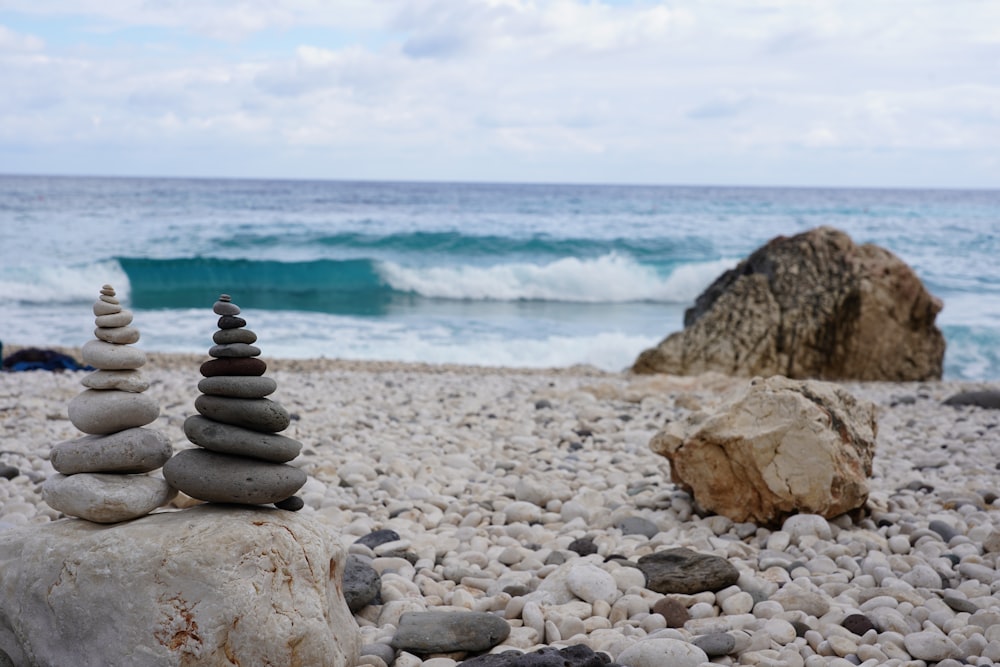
[1,1,998,188]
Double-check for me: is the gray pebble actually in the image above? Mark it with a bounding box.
[184,416,301,463]
[213,328,258,345]
[345,554,382,612]
[637,547,740,594]
[194,395,290,433]
[691,632,736,656]
[390,610,511,654]
[198,376,276,399]
[162,449,306,504]
[209,343,261,359]
[51,428,172,474]
[68,389,160,435]
[928,519,960,542]
[616,516,660,538]
[360,643,395,665]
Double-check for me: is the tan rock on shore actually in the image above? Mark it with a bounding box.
[633,226,946,381]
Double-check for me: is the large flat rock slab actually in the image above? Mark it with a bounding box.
[0,505,359,667]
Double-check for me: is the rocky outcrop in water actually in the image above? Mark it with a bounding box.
[633,226,945,381]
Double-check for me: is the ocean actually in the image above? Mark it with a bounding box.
[1,175,998,379]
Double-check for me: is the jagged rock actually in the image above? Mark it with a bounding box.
[0,505,360,667]
[633,226,945,381]
[649,375,877,526]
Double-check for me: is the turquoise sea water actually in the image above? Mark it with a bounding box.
[1,175,998,378]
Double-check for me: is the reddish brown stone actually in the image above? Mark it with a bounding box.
[200,357,266,377]
[652,596,691,628]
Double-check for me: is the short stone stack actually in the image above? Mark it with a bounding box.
[42,284,176,523]
[163,294,306,510]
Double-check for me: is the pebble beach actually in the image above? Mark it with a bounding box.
[2,352,1000,667]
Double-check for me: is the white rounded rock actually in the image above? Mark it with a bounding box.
[567,563,618,604]
[782,514,833,543]
[616,638,708,667]
[720,591,755,615]
[901,564,944,589]
[81,370,149,393]
[903,631,961,661]
[42,473,176,523]
[503,501,542,524]
[82,340,146,370]
[94,310,133,328]
[68,389,159,434]
[94,326,141,344]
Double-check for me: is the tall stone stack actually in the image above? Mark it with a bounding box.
[163,294,306,510]
[42,284,176,523]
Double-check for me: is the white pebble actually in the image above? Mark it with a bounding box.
[904,630,961,661]
[616,638,708,667]
[567,563,618,604]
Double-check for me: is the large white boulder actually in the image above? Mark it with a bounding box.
[650,375,877,526]
[0,505,359,667]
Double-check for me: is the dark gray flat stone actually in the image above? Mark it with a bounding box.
[213,328,257,345]
[692,632,736,656]
[637,547,740,594]
[183,416,301,463]
[344,554,381,612]
[198,376,277,399]
[162,449,306,504]
[209,343,261,359]
[943,389,1000,409]
[194,395,290,433]
[391,611,510,654]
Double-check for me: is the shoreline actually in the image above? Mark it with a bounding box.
[2,354,999,665]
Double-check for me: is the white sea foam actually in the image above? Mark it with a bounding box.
[0,261,130,304]
[377,254,736,303]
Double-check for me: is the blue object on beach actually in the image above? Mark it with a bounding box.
[1,348,93,372]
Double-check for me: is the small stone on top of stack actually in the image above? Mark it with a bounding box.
[163,294,306,509]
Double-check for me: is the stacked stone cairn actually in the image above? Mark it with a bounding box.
[163,294,306,510]
[42,284,176,523]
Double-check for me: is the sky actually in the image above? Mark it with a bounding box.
[1,1,998,188]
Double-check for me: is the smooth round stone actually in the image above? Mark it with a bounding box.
[100,284,116,296]
[274,496,304,511]
[903,631,961,661]
[198,376,277,399]
[94,310,134,328]
[218,315,247,329]
[93,300,121,316]
[82,340,146,370]
[213,297,241,316]
[691,632,737,657]
[81,370,149,393]
[94,326,140,345]
[653,597,691,628]
[183,416,301,463]
[194,395,290,433]
[567,563,618,604]
[68,390,160,435]
[100,294,119,305]
[389,611,511,653]
[162,449,307,504]
[209,343,262,359]
[213,328,258,345]
[200,357,266,377]
[616,638,708,667]
[51,427,173,474]
[42,473,177,523]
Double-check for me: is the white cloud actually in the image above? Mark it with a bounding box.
[0,24,44,52]
[0,1,998,186]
